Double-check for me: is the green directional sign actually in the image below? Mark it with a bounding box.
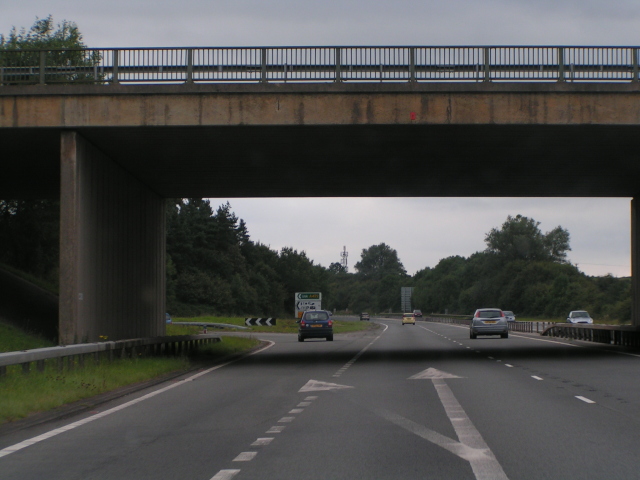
[296,292,321,300]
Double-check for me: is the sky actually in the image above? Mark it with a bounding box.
[2,0,637,277]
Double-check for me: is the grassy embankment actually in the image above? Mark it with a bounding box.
[0,319,260,424]
[0,316,374,424]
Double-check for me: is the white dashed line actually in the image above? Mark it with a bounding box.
[278,417,295,423]
[532,376,543,381]
[209,470,241,480]
[576,396,596,404]
[332,324,388,377]
[505,364,513,367]
[233,452,257,462]
[488,356,494,360]
[251,438,274,446]
[289,409,304,414]
[266,426,285,433]
[297,402,311,407]
[304,396,318,401]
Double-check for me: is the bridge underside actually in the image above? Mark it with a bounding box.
[2,84,640,342]
[3,124,640,199]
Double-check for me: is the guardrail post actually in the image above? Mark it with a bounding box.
[261,48,267,83]
[39,50,46,84]
[112,49,119,84]
[409,48,416,82]
[186,48,193,84]
[335,47,342,82]
[557,47,565,82]
[633,48,639,83]
[483,47,491,83]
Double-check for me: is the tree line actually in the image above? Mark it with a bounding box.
[0,198,630,321]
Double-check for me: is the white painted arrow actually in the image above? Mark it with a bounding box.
[408,367,463,380]
[299,379,354,392]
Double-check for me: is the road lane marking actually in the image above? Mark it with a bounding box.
[432,377,509,480]
[266,426,285,433]
[297,402,311,407]
[304,396,318,400]
[289,408,304,414]
[576,396,596,404]
[505,364,513,367]
[278,417,295,422]
[0,341,276,460]
[251,438,274,446]
[299,380,353,392]
[532,376,543,381]
[233,452,257,461]
[373,406,509,480]
[210,470,241,480]
[332,323,389,377]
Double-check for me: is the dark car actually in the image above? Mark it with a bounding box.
[360,312,370,321]
[298,310,333,341]
[413,309,422,317]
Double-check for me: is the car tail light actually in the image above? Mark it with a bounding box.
[475,311,480,318]
[500,311,505,317]
[300,320,306,326]
[328,320,333,326]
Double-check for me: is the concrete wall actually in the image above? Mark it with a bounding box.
[59,132,165,344]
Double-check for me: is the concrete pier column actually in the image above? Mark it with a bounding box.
[59,132,166,344]
[633,198,640,327]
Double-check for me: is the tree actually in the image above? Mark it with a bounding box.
[354,243,407,279]
[484,214,571,263]
[0,16,102,84]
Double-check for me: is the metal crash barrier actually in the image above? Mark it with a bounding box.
[0,334,221,377]
[542,324,640,347]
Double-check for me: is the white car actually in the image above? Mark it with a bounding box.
[566,311,593,324]
[503,310,516,322]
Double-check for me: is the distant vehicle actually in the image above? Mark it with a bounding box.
[297,310,333,341]
[566,310,593,324]
[360,312,370,321]
[413,309,423,317]
[165,313,172,324]
[503,311,516,322]
[402,312,416,325]
[470,308,508,339]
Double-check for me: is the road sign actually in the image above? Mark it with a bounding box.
[245,318,277,326]
[295,292,322,318]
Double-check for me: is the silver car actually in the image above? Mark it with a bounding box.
[470,308,509,339]
[503,310,516,322]
[566,310,593,324]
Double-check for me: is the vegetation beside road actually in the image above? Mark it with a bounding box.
[0,323,261,425]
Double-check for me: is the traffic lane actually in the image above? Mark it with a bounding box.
[424,321,640,420]
[415,322,640,479]
[230,321,478,480]
[0,332,381,480]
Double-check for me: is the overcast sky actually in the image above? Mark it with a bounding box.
[3,1,637,277]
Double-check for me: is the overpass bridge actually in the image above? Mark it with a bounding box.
[1,45,640,343]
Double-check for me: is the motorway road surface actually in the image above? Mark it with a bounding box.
[1,317,640,479]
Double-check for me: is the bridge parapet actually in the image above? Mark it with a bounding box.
[1,46,639,86]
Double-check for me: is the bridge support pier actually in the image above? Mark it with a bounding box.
[59,132,166,344]
[633,198,640,327]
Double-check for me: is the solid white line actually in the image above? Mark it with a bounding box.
[532,376,543,381]
[576,396,596,404]
[432,378,509,480]
[0,341,276,460]
[233,452,257,461]
[210,470,241,480]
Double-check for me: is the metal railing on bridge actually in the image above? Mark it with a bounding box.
[1,46,639,85]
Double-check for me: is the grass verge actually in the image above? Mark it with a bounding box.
[0,321,55,353]
[0,336,260,425]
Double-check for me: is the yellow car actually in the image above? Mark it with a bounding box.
[402,312,416,325]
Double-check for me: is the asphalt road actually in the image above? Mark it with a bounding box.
[1,317,640,480]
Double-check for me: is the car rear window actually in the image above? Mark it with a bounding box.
[304,312,329,321]
[573,311,589,317]
[478,310,502,318]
